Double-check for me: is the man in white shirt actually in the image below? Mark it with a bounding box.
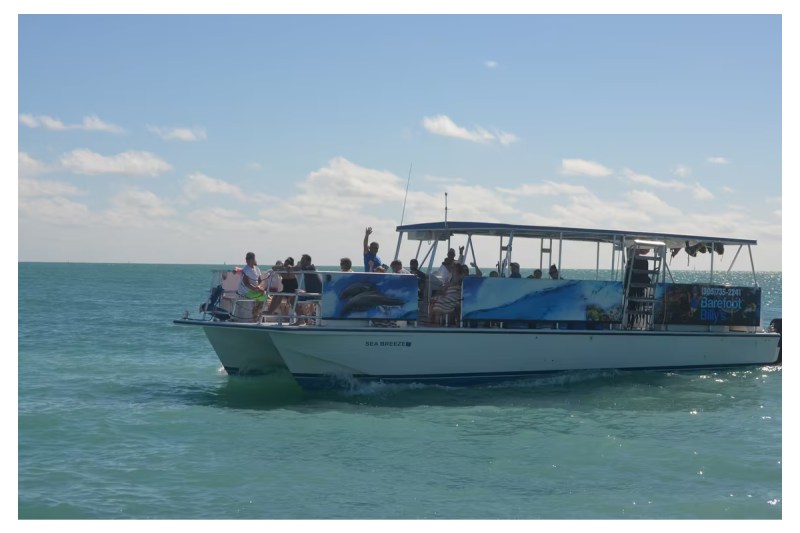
[238,252,267,318]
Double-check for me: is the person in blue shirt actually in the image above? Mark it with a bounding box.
[363,227,383,272]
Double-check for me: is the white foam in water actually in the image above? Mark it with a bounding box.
[333,369,624,397]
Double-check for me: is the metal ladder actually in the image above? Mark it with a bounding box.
[539,238,553,272]
[622,240,666,330]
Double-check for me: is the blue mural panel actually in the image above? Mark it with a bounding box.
[319,272,419,319]
[461,278,625,322]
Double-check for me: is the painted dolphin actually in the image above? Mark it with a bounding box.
[339,282,377,300]
[342,292,406,315]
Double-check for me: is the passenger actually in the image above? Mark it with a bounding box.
[339,257,354,272]
[432,256,454,289]
[282,256,298,292]
[409,258,427,281]
[460,264,478,281]
[237,252,267,319]
[533,269,543,279]
[264,260,284,292]
[389,259,411,274]
[265,256,297,316]
[469,261,483,277]
[430,262,465,326]
[297,254,322,325]
[509,262,522,278]
[363,227,383,272]
[296,254,322,292]
[549,264,560,280]
[489,271,500,278]
[258,261,285,321]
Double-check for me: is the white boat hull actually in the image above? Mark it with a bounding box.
[266,327,780,388]
[179,321,288,375]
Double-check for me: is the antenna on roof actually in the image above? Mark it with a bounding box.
[445,192,449,248]
[399,163,413,226]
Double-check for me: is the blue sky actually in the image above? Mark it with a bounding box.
[16,12,784,270]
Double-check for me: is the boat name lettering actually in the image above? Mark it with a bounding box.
[365,341,412,347]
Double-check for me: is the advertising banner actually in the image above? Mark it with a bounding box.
[661,284,761,326]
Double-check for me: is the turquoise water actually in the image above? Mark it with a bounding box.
[18,264,782,519]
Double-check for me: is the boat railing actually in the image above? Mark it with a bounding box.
[198,269,323,324]
[197,269,764,332]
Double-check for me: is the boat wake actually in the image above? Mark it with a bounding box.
[333,369,627,398]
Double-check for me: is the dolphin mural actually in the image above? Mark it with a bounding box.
[320,272,419,319]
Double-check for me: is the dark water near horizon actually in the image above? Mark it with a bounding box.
[18,263,782,519]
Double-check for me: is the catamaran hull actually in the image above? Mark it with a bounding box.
[175,320,288,375]
[266,327,781,388]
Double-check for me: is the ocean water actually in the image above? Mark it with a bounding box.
[18,263,782,519]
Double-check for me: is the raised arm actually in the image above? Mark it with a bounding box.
[470,261,483,277]
[363,227,373,254]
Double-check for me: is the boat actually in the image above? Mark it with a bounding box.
[174,221,782,389]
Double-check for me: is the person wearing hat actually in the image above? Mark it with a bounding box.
[509,262,522,278]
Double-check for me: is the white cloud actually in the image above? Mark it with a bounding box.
[19,113,124,133]
[546,192,651,228]
[560,158,613,177]
[424,174,465,184]
[623,168,714,200]
[691,183,714,201]
[103,188,175,227]
[19,178,83,198]
[148,125,207,141]
[79,115,125,133]
[18,196,92,226]
[183,172,275,203]
[673,164,691,177]
[183,173,239,198]
[60,149,172,176]
[20,114,67,130]
[19,115,39,128]
[18,152,51,179]
[496,130,519,146]
[623,168,662,187]
[382,184,519,226]
[707,156,729,164]
[422,115,517,145]
[296,157,405,206]
[497,181,592,197]
[186,207,263,232]
[722,186,735,194]
[484,60,498,68]
[625,190,682,216]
